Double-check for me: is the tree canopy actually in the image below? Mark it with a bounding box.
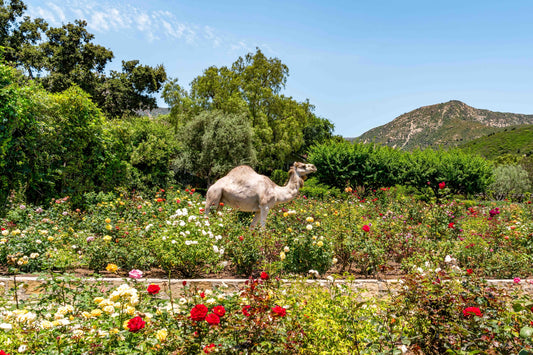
[163,48,335,174]
[0,0,167,117]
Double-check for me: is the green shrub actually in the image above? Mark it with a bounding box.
[270,169,288,186]
[299,177,341,199]
[489,164,531,200]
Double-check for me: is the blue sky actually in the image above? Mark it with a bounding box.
[25,0,533,137]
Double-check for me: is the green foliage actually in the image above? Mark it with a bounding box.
[460,124,533,159]
[299,177,341,199]
[163,48,334,173]
[0,0,48,76]
[1,1,167,118]
[26,85,107,205]
[394,266,533,354]
[0,62,39,211]
[269,169,288,186]
[95,60,167,118]
[309,141,493,196]
[173,110,256,184]
[104,116,179,192]
[489,164,532,200]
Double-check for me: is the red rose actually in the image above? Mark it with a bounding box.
[362,225,370,232]
[147,284,160,295]
[242,305,251,317]
[466,269,473,275]
[203,344,216,354]
[205,313,220,325]
[439,182,446,189]
[213,305,226,317]
[0,350,11,355]
[272,305,287,317]
[463,306,482,317]
[260,271,269,280]
[127,316,146,332]
[190,304,208,321]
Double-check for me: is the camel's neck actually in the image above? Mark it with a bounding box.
[274,168,303,204]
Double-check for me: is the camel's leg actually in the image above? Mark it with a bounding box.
[250,211,261,229]
[259,205,269,229]
[205,187,222,216]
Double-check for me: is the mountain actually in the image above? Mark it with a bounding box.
[459,124,533,159]
[356,100,533,150]
[136,107,170,117]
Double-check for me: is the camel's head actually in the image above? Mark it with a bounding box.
[293,162,317,177]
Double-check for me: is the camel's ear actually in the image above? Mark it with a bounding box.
[293,162,303,168]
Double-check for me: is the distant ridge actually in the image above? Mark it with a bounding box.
[355,100,533,150]
[136,107,170,117]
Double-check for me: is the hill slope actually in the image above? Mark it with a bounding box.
[357,100,533,150]
[459,124,533,159]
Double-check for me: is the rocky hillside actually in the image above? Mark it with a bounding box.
[356,100,533,150]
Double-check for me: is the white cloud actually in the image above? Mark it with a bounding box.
[25,0,250,50]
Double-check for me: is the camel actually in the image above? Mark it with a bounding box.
[205,162,317,228]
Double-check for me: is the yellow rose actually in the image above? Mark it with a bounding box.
[156,329,168,342]
[103,235,112,242]
[105,218,111,224]
[106,263,119,273]
[317,241,324,247]
[81,311,92,319]
[306,217,314,223]
[91,309,102,317]
[280,251,286,260]
[105,224,112,231]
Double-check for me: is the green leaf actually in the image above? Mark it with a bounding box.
[513,302,525,312]
[519,326,533,338]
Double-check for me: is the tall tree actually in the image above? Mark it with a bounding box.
[174,110,256,185]
[0,0,47,78]
[164,48,334,173]
[39,19,113,94]
[95,60,167,117]
[0,1,168,118]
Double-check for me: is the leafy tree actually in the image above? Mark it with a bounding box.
[173,110,256,185]
[0,59,39,211]
[95,60,167,117]
[39,19,113,93]
[163,48,333,173]
[489,164,531,200]
[28,85,108,204]
[0,1,168,117]
[0,0,47,77]
[103,116,180,191]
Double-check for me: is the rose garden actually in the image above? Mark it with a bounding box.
[1,184,533,354]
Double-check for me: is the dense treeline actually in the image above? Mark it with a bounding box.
[0,62,178,210]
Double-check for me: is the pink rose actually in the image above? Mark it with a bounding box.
[129,269,143,279]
